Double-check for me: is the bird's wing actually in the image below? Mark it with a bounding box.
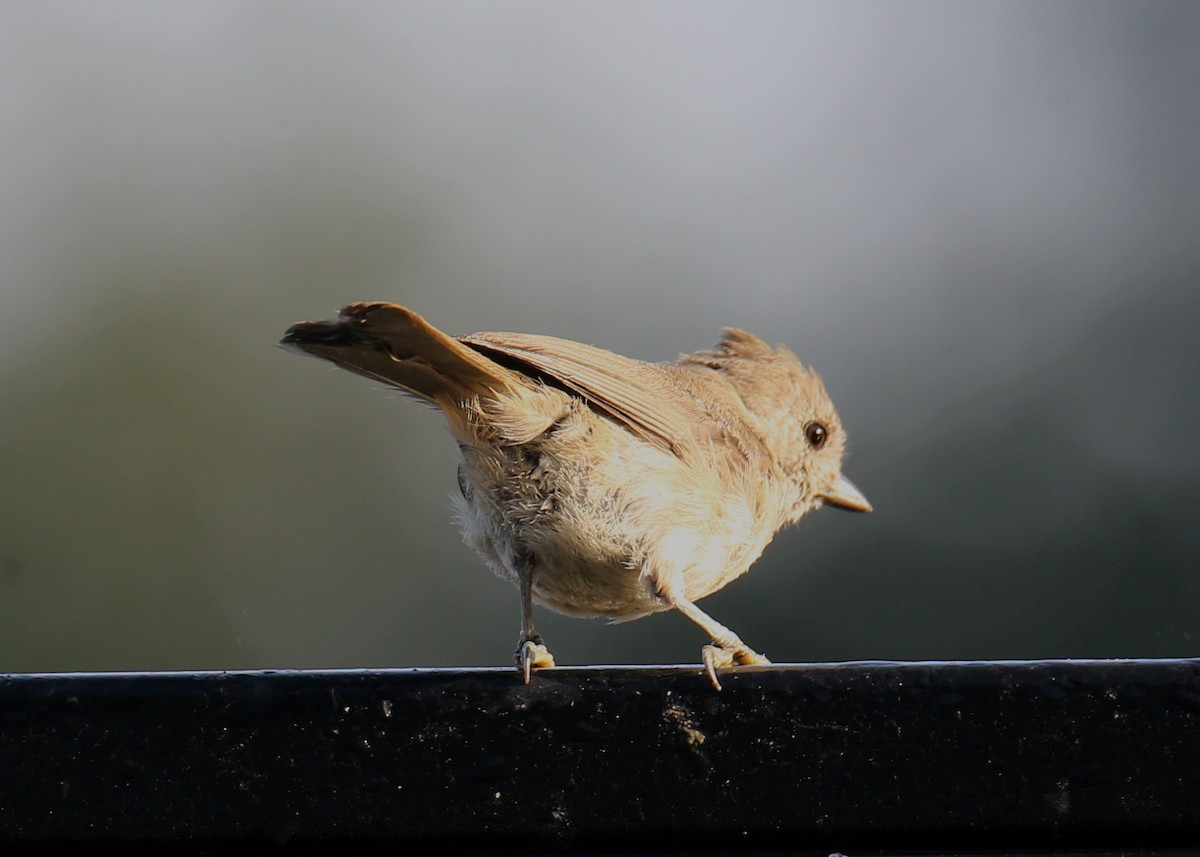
[460,331,714,458]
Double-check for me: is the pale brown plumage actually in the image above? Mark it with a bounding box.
[282,301,870,688]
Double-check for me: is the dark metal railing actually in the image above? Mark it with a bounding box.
[3,659,1199,854]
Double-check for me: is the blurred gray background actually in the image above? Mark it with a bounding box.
[1,1,1197,673]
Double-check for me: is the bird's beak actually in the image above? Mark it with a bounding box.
[822,473,872,513]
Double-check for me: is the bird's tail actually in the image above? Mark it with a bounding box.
[281,302,520,409]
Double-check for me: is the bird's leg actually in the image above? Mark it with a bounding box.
[514,554,555,683]
[666,592,770,691]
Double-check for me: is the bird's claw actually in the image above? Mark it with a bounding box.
[702,643,770,691]
[516,637,556,683]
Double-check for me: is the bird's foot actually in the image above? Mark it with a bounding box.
[515,636,556,683]
[701,644,770,691]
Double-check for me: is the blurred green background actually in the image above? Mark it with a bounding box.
[1,2,1197,673]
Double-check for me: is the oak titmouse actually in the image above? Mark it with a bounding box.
[282,302,870,689]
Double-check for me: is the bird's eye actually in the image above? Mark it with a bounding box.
[804,421,828,449]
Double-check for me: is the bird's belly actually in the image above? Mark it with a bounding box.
[454,474,665,620]
[529,552,662,619]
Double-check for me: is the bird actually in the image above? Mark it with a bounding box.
[281,301,870,689]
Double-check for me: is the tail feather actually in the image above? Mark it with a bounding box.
[281,302,517,406]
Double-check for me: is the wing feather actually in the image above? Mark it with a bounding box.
[460,332,712,457]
